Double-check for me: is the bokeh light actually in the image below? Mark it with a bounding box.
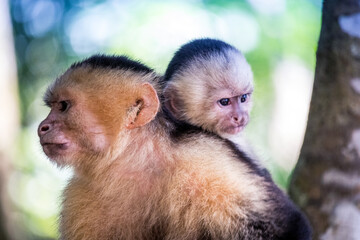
[269,58,313,171]
[247,0,286,15]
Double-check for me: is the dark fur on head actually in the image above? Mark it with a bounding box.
[163,38,238,84]
[71,54,153,74]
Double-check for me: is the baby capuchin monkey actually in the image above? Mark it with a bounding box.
[38,55,311,239]
[163,38,254,148]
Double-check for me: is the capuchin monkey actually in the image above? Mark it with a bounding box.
[38,55,311,239]
[163,38,255,150]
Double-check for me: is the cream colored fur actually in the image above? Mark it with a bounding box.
[42,59,285,240]
[164,48,253,134]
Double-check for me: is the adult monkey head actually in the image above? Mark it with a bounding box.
[38,55,160,172]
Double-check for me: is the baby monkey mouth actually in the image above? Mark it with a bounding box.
[232,125,245,133]
[223,124,246,135]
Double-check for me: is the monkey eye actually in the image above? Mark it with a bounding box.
[240,94,249,103]
[59,100,70,112]
[218,98,230,106]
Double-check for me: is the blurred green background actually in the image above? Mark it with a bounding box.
[2,0,321,239]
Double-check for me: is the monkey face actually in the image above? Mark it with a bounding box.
[163,44,254,137]
[38,63,160,169]
[214,92,252,135]
[38,88,109,166]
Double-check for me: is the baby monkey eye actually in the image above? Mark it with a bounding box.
[240,94,249,103]
[59,100,70,112]
[218,98,230,106]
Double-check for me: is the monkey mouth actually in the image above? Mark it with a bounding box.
[233,126,245,134]
[41,142,70,154]
[42,142,69,147]
[224,125,245,134]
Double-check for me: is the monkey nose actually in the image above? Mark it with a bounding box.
[38,122,52,137]
[232,116,247,126]
[232,116,240,123]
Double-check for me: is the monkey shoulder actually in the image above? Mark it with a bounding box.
[171,132,271,205]
[165,134,273,239]
[168,134,311,239]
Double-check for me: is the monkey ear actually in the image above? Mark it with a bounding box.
[163,85,181,118]
[126,83,159,129]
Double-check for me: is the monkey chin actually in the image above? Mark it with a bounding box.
[41,142,71,164]
[224,125,246,135]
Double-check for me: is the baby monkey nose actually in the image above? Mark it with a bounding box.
[232,115,248,125]
[232,115,240,123]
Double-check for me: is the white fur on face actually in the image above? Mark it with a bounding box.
[166,48,254,135]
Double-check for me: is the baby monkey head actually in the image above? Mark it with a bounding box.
[163,38,254,137]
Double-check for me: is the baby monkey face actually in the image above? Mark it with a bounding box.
[214,89,253,135]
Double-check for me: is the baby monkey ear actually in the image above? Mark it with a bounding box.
[126,82,159,129]
[163,85,182,119]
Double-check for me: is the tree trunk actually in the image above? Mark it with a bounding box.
[289,0,360,239]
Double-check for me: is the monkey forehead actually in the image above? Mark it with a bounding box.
[43,84,73,104]
[172,49,253,92]
[164,38,238,81]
